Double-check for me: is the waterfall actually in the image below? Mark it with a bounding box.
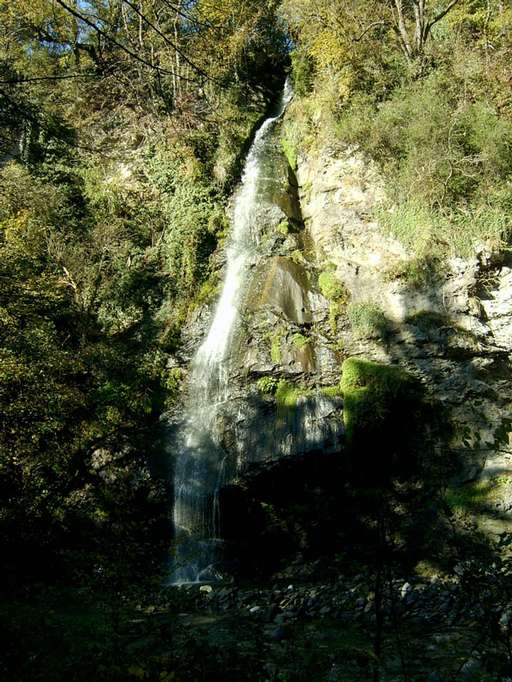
[170,80,293,584]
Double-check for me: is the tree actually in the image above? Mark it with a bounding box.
[282,0,467,73]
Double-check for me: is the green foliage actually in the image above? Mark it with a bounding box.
[318,271,345,300]
[384,255,441,288]
[275,379,308,419]
[445,480,501,513]
[328,301,341,335]
[0,159,174,585]
[379,199,509,260]
[290,249,306,264]
[318,271,347,335]
[347,302,390,339]
[284,0,512,261]
[320,385,342,398]
[290,48,314,97]
[256,375,279,395]
[193,270,222,309]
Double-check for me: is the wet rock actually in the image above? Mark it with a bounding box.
[460,657,483,680]
[400,582,412,599]
[271,624,291,641]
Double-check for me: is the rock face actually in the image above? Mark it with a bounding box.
[171,119,512,550]
[297,144,512,531]
[168,124,345,496]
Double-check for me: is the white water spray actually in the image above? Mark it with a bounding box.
[171,80,293,583]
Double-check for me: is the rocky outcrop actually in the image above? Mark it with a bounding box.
[171,115,512,549]
[168,130,345,485]
[296,144,512,532]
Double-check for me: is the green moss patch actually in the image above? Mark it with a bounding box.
[318,271,346,300]
[270,328,283,364]
[340,358,424,480]
[280,136,298,171]
[274,380,341,420]
[292,332,310,348]
[277,219,290,236]
[275,379,306,414]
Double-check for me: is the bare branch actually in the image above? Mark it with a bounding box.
[353,21,389,42]
[393,0,413,60]
[120,0,216,81]
[52,0,200,83]
[425,0,462,40]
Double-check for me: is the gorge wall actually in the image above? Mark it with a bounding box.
[295,143,512,533]
[169,107,512,577]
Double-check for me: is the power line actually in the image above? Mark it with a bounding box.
[53,0,200,84]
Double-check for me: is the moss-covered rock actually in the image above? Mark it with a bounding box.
[340,357,425,481]
[275,379,307,419]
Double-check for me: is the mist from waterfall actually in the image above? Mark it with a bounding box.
[170,79,293,584]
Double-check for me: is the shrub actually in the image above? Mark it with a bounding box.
[384,256,442,288]
[290,48,314,97]
[256,376,279,395]
[379,200,510,259]
[347,302,390,339]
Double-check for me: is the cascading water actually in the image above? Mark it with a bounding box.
[170,79,293,584]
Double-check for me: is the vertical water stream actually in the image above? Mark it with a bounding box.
[171,80,293,583]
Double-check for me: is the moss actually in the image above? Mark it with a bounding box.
[384,256,441,289]
[318,271,345,301]
[318,271,347,335]
[292,332,310,349]
[347,302,390,339]
[275,380,305,407]
[270,328,283,364]
[329,301,341,335]
[276,380,307,419]
[280,138,297,171]
[275,380,342,422]
[341,357,412,394]
[277,220,290,236]
[290,249,306,265]
[193,270,221,309]
[340,357,422,457]
[320,385,342,398]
